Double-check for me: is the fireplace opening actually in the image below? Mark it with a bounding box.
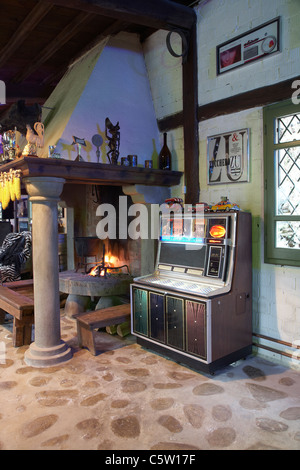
[74,236,130,277]
[87,249,130,278]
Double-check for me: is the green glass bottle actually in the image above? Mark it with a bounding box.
[158,132,172,170]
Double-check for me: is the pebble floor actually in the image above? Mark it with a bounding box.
[0,313,300,451]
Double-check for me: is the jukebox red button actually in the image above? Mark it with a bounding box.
[209,224,226,238]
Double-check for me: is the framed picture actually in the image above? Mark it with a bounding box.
[207,128,249,185]
[18,220,29,232]
[217,17,280,74]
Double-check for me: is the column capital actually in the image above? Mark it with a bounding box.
[23,176,66,202]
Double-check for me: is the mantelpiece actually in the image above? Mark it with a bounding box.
[0,156,182,187]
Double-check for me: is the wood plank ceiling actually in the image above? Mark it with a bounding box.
[0,0,196,121]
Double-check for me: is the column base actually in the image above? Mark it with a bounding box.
[24,341,72,368]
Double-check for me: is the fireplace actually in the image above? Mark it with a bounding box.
[55,178,178,317]
[59,186,139,316]
[60,236,134,316]
[74,236,130,277]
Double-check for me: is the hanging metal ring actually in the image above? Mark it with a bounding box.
[166,29,189,63]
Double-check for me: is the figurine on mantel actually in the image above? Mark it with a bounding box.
[105,117,120,164]
[0,100,43,158]
[22,122,44,156]
[92,134,103,163]
[72,136,86,161]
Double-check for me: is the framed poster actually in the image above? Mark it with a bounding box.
[217,17,280,74]
[207,128,249,185]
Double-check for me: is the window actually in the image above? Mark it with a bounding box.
[264,99,300,266]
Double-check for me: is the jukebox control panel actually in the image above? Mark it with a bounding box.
[130,211,252,374]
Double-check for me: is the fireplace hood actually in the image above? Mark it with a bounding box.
[2,32,183,189]
[39,32,166,168]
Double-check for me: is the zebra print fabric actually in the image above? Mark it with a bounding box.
[0,231,32,283]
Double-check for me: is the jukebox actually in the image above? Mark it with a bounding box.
[130,209,252,374]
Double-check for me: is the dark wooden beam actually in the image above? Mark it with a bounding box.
[13,11,94,84]
[157,76,300,132]
[0,1,53,68]
[40,0,196,31]
[197,77,300,121]
[157,111,183,132]
[182,24,199,204]
[4,82,54,102]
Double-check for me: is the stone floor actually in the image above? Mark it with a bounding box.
[0,312,299,451]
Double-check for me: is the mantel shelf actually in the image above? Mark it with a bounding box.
[0,156,183,187]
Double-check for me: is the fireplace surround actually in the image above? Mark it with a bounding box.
[61,234,133,316]
[1,156,182,367]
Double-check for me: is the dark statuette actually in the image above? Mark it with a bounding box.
[105,117,120,165]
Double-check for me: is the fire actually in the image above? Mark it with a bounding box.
[88,253,120,276]
[105,255,123,273]
[89,266,99,277]
[104,254,119,268]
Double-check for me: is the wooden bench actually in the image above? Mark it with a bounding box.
[75,303,131,355]
[0,279,34,347]
[0,279,67,347]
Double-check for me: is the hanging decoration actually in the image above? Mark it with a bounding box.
[0,169,22,210]
[166,29,189,64]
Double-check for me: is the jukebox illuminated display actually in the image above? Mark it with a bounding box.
[130,209,252,373]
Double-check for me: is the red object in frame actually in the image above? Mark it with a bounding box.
[209,224,226,239]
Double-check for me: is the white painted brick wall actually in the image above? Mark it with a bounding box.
[143,0,300,368]
[143,30,182,121]
[197,0,300,105]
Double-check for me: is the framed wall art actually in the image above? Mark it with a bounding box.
[207,128,249,185]
[217,17,280,75]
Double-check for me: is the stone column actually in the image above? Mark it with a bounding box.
[23,177,72,367]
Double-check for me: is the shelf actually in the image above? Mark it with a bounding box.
[0,156,182,187]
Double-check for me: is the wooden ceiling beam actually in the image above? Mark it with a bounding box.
[13,10,94,83]
[39,0,196,31]
[157,77,300,132]
[4,82,54,102]
[0,1,53,68]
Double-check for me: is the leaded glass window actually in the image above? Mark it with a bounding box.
[264,100,300,266]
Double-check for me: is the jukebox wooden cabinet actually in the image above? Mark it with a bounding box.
[149,291,164,343]
[132,287,208,361]
[132,288,148,336]
[166,295,184,350]
[130,211,252,374]
[185,300,206,359]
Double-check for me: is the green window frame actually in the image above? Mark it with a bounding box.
[264,99,300,266]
